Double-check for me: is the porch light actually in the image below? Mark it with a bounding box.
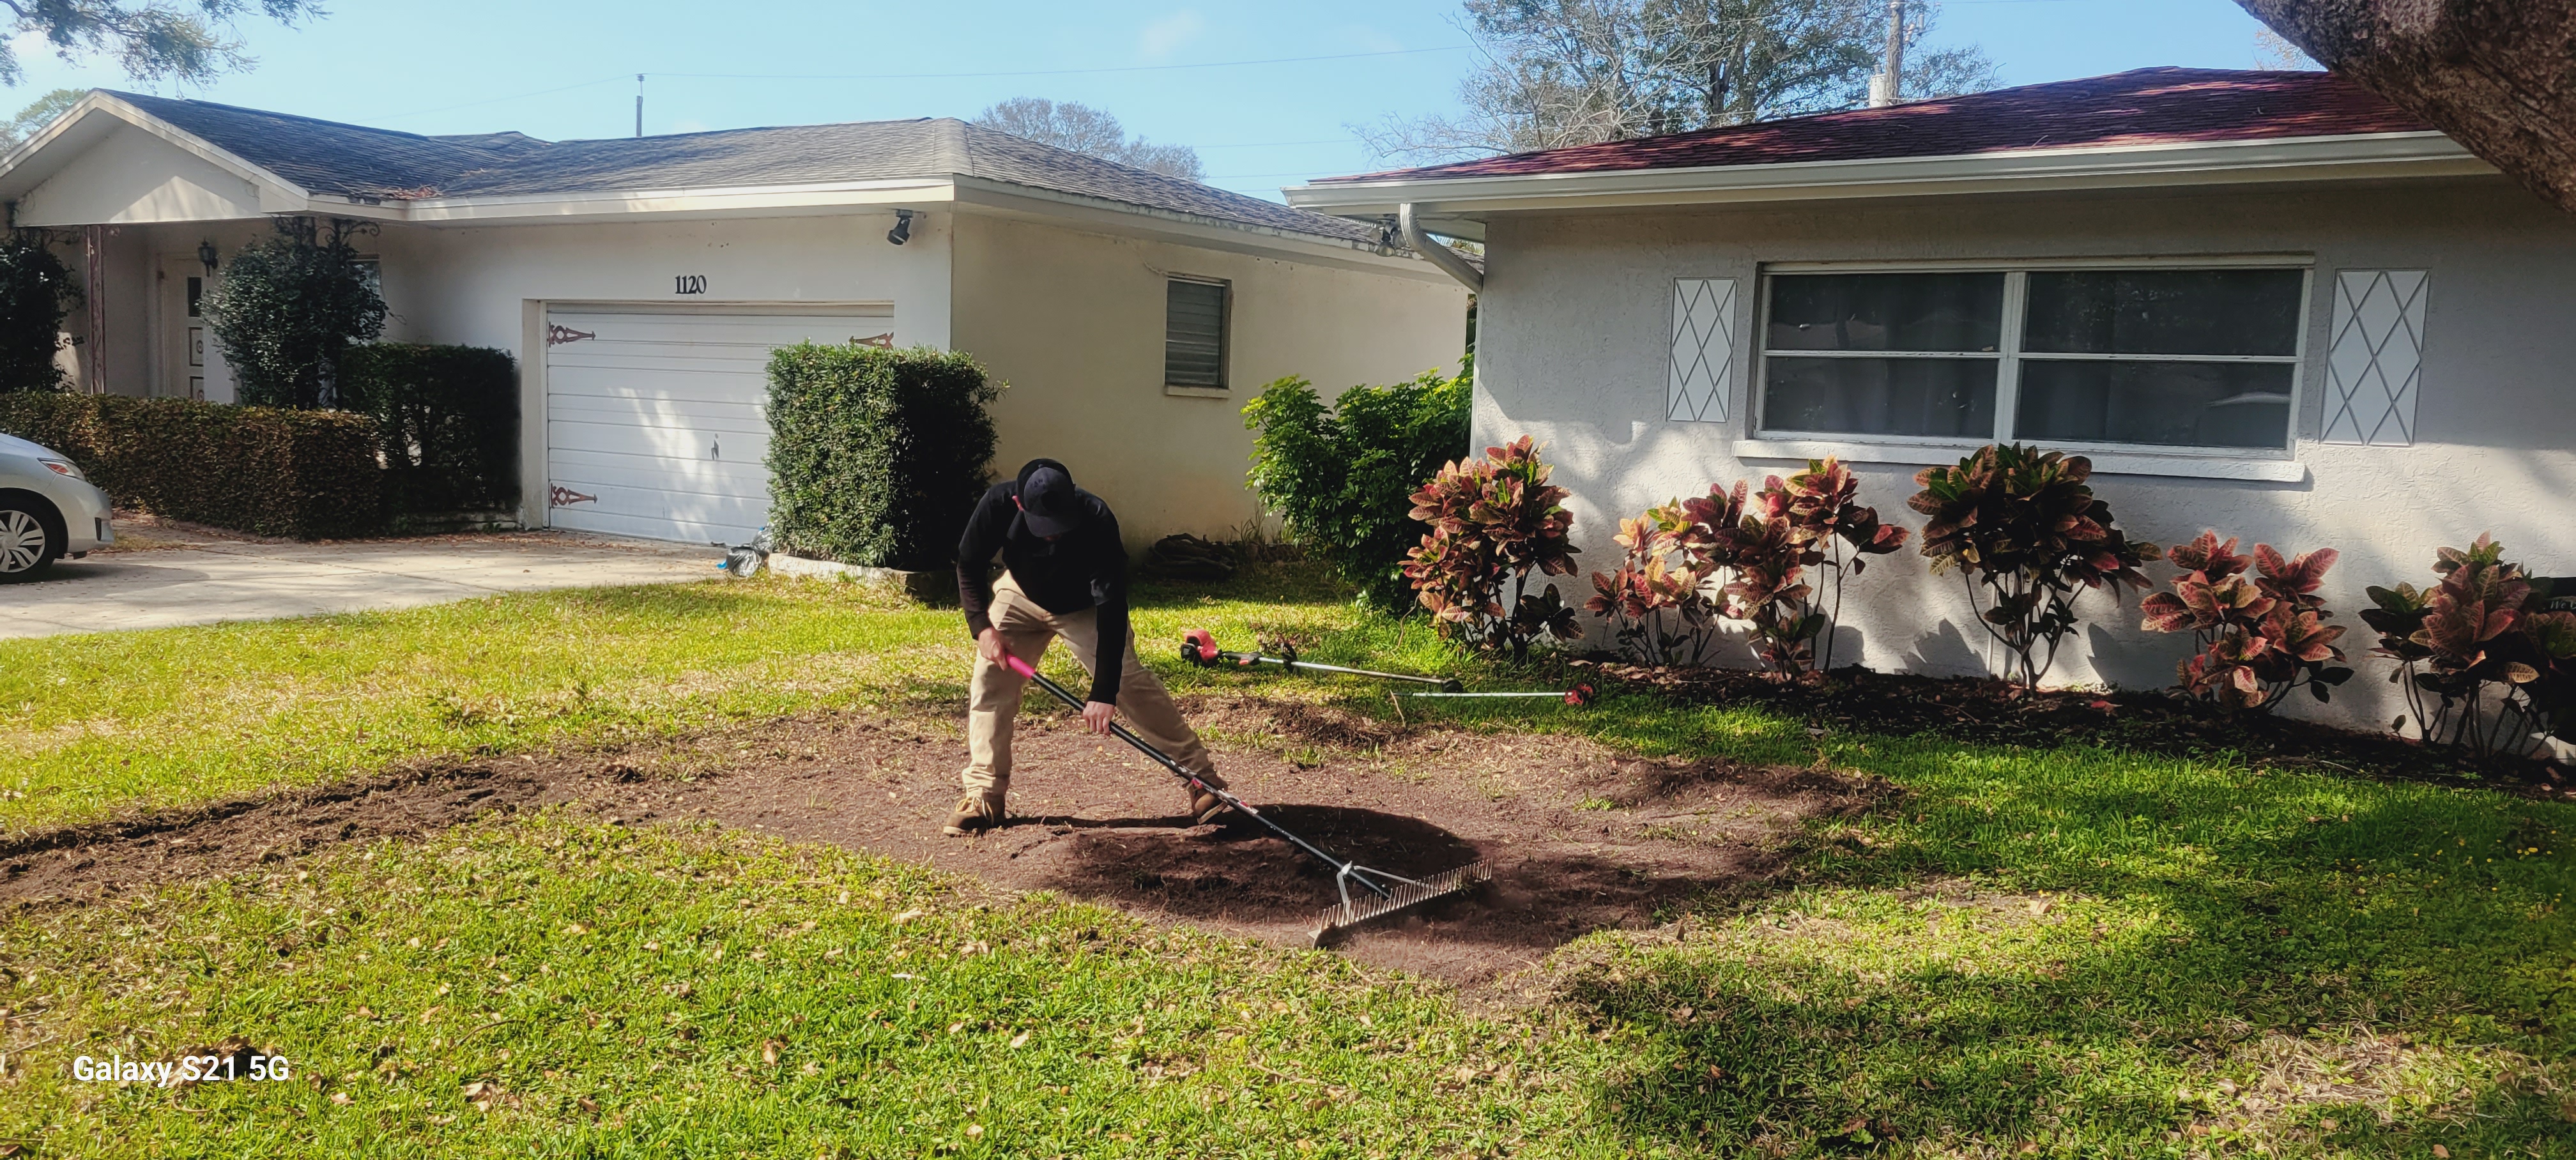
[886,209,913,246]
[197,240,218,273]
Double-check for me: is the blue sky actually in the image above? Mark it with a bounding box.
[6,0,2296,200]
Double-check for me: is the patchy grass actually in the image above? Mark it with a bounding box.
[0,813,1627,1157]
[0,565,1363,836]
[4,567,2574,1155]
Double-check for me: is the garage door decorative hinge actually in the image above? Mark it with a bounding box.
[853,333,893,348]
[546,324,597,346]
[549,486,598,507]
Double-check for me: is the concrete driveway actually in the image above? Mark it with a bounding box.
[1,524,724,639]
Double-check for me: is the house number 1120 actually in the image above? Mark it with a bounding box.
[673,275,707,295]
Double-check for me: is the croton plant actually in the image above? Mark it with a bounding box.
[2363,534,2576,759]
[1586,457,1908,676]
[2141,531,2354,712]
[1402,435,1581,660]
[1908,444,2158,691]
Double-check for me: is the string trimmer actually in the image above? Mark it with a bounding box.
[1002,652,1487,944]
[1181,629,1596,705]
[1183,629,1464,691]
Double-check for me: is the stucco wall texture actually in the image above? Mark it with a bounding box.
[1475,177,2576,732]
[951,213,1470,544]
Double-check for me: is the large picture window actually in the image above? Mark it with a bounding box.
[1756,264,2308,454]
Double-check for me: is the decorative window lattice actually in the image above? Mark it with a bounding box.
[2322,270,2426,446]
[1668,278,1737,422]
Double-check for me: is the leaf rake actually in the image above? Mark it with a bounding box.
[1002,652,1487,945]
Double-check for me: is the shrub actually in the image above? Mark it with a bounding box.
[2142,531,2353,711]
[1402,435,1579,659]
[1909,445,2158,690]
[337,343,519,517]
[0,393,382,538]
[1242,362,1471,611]
[2363,535,2576,759]
[203,217,387,409]
[1589,458,1908,675]
[1585,505,1725,668]
[0,231,77,393]
[765,343,999,570]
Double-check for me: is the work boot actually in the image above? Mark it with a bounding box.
[1187,784,1232,826]
[941,792,1004,837]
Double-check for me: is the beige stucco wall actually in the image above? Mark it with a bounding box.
[13,122,266,227]
[1475,176,2576,732]
[950,212,1469,544]
[392,210,954,529]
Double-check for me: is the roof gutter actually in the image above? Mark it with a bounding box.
[1400,202,1480,293]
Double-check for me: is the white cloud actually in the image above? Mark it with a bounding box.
[1137,10,1206,61]
[671,118,710,134]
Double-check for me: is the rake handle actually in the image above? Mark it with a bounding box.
[999,653,1391,898]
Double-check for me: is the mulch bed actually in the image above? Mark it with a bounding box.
[0,696,1890,992]
[1575,659,2574,797]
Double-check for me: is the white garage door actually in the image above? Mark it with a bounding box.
[543,304,893,544]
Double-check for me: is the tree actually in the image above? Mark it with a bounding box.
[1358,0,1998,162]
[2233,1,2576,217]
[202,217,386,410]
[0,231,78,392]
[0,1,325,87]
[970,97,1206,181]
[0,88,81,148]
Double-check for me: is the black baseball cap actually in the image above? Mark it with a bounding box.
[1018,461,1081,538]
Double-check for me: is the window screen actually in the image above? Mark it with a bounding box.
[1759,272,2004,439]
[1165,277,1228,388]
[1756,266,2306,452]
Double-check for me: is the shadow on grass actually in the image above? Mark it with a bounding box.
[1547,737,2576,1156]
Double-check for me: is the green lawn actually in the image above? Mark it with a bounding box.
[4,567,2572,1156]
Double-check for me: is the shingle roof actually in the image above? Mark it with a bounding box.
[1315,68,2434,184]
[103,91,1378,243]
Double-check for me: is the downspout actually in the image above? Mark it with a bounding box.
[1399,203,1481,294]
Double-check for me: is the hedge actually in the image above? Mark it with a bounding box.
[339,342,518,517]
[0,393,383,538]
[765,344,999,570]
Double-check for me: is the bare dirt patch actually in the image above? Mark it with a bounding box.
[1,695,1889,989]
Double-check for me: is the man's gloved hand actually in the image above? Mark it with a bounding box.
[1082,700,1117,735]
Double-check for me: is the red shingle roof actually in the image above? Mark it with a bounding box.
[1316,68,2432,184]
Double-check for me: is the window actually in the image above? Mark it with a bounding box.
[1164,277,1229,390]
[1756,264,2308,454]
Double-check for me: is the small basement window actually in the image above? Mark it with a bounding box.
[1165,276,1229,390]
[1756,263,2308,455]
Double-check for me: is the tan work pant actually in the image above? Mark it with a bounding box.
[963,574,1220,798]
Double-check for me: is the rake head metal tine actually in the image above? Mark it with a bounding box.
[1312,860,1491,945]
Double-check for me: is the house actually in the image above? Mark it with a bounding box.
[0,91,1468,546]
[1287,68,2576,730]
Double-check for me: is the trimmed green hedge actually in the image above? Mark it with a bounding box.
[339,343,518,517]
[765,344,999,570]
[0,393,383,538]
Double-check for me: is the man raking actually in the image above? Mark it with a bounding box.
[946,459,1229,836]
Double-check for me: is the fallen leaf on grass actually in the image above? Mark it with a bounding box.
[893,910,926,924]
[762,1041,781,1065]
[1009,1032,1031,1049]
[2433,1147,2450,1158]
[329,1092,351,1105]
[577,1096,601,1115]
[966,1125,984,1138]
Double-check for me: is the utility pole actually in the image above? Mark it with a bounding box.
[635,74,644,137]
[1871,0,1905,107]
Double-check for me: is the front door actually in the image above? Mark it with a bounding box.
[157,256,232,402]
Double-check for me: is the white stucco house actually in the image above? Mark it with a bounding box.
[1289,68,2575,730]
[0,91,1469,546]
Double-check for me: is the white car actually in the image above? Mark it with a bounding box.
[0,431,113,579]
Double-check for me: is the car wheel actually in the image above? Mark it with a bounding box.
[0,499,57,580]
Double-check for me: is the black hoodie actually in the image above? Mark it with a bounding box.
[955,459,1130,704]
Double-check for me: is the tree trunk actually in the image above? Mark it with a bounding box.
[2233,1,2576,216]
